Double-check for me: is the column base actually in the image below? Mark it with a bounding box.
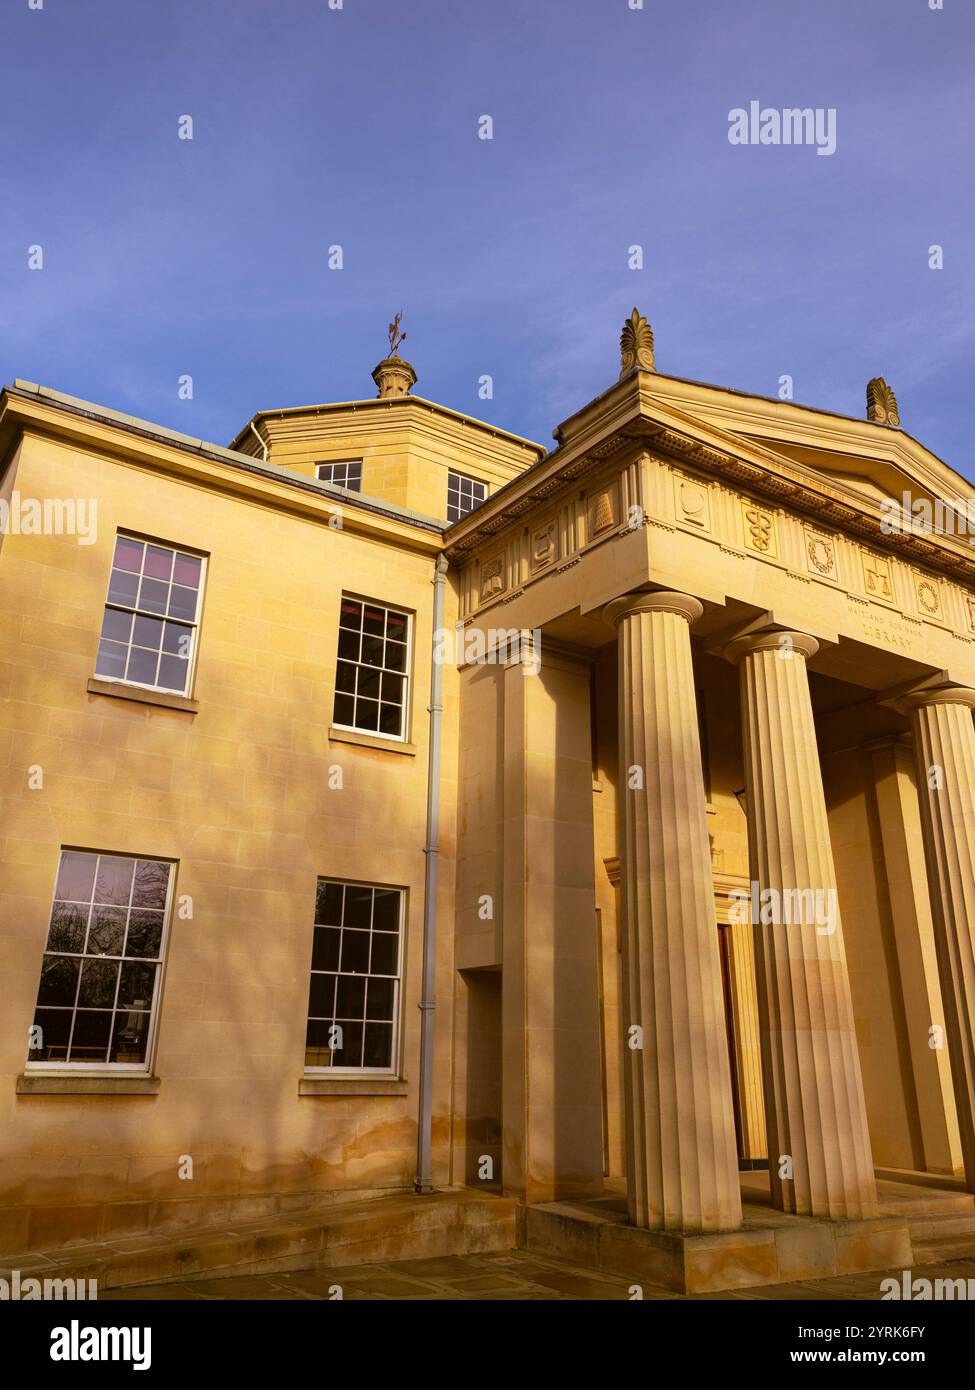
[524,1202,912,1295]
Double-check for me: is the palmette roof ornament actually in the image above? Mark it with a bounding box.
[866,376,900,427]
[619,308,655,379]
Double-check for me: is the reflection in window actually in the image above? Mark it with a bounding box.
[28,851,174,1068]
[94,534,204,695]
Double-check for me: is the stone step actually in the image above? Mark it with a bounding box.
[907,1211,975,1241]
[1,1189,517,1292]
[912,1232,975,1266]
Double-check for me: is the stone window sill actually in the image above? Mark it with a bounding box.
[87,677,199,714]
[299,1077,408,1097]
[17,1073,161,1096]
[328,726,415,756]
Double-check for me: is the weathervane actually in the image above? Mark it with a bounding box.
[387,311,407,358]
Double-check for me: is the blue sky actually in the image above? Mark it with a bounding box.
[2,0,973,476]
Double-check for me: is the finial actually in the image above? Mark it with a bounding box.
[619,308,655,379]
[866,377,900,427]
[372,313,416,398]
[387,311,407,359]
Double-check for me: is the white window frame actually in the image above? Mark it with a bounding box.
[331,594,413,743]
[26,850,177,1075]
[94,532,207,699]
[303,879,405,1076]
[446,469,488,523]
[316,460,363,492]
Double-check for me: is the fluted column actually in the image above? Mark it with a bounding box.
[725,629,877,1219]
[902,685,975,1190]
[604,591,741,1232]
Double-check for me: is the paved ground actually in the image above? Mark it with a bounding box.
[97,1250,975,1301]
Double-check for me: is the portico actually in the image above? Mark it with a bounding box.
[447,321,975,1269]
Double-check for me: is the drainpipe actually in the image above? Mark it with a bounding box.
[415,552,448,1193]
[248,419,269,462]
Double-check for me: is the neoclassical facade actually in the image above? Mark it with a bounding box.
[2,317,974,1285]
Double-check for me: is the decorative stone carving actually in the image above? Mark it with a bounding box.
[967,595,975,634]
[741,501,776,556]
[805,530,837,580]
[530,520,557,570]
[619,308,655,378]
[674,473,711,531]
[914,572,943,620]
[866,377,900,427]
[479,554,505,601]
[587,486,617,539]
[861,551,894,603]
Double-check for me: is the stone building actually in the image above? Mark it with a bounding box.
[2,314,975,1291]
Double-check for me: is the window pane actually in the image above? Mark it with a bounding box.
[372,890,400,933]
[305,1018,336,1068]
[366,977,395,1021]
[37,956,80,1007]
[157,655,188,692]
[96,640,128,679]
[315,880,344,926]
[333,1020,363,1068]
[107,569,139,606]
[101,609,133,643]
[339,599,362,630]
[354,698,379,731]
[311,927,341,972]
[132,861,170,910]
[118,961,155,1010]
[362,606,385,638]
[46,902,88,952]
[162,622,192,656]
[360,636,383,667]
[126,646,159,685]
[344,886,372,929]
[132,615,164,649]
[370,932,398,976]
[31,1008,72,1061]
[379,703,402,736]
[335,662,356,694]
[94,857,135,907]
[69,1010,112,1063]
[78,958,119,1008]
[167,585,197,621]
[87,906,126,956]
[358,667,380,700]
[384,640,407,673]
[333,692,355,727]
[386,610,408,643]
[334,975,366,1019]
[337,629,359,662]
[113,536,144,572]
[363,1022,392,1068]
[173,553,202,588]
[138,577,169,614]
[340,930,370,974]
[308,973,335,1019]
[111,1012,150,1064]
[124,911,164,959]
[144,546,174,581]
[54,852,97,904]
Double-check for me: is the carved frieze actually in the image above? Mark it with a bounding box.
[530,520,557,572]
[741,501,776,557]
[861,551,895,605]
[587,484,618,540]
[674,472,711,532]
[479,553,505,602]
[804,529,837,581]
[913,571,943,621]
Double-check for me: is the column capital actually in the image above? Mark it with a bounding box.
[899,683,975,714]
[723,627,820,665]
[602,589,703,630]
